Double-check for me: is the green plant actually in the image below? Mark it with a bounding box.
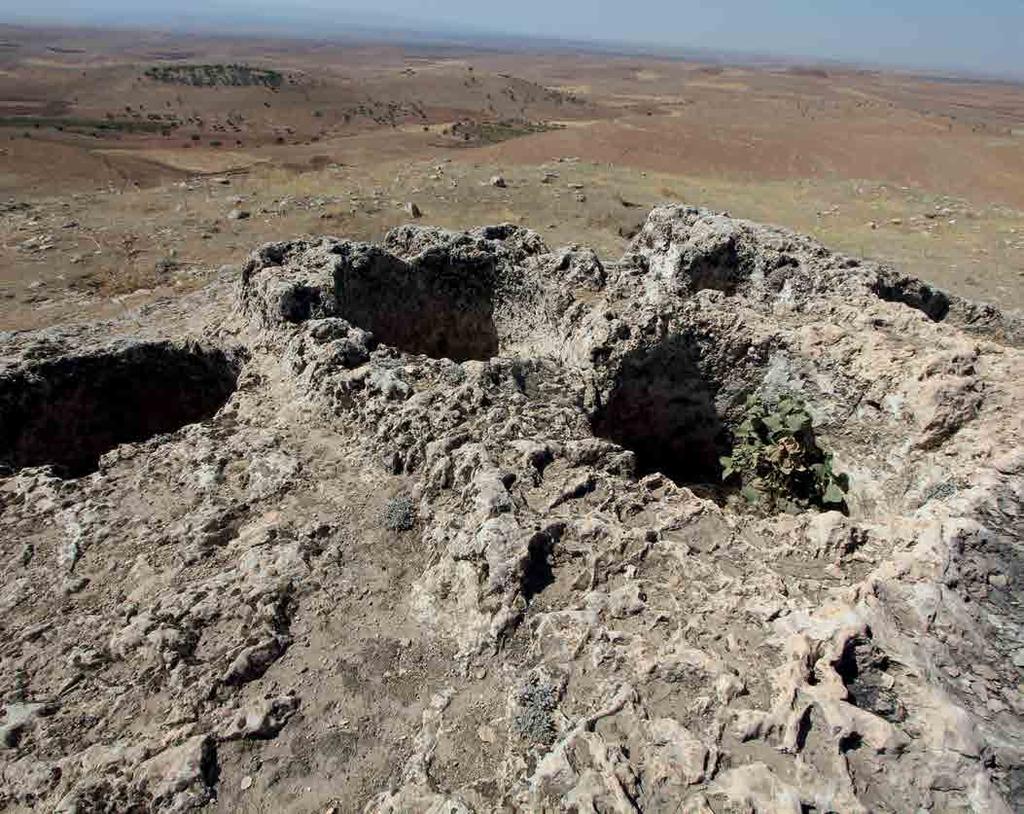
[143,64,283,89]
[721,393,848,514]
[383,495,415,531]
[511,675,560,744]
[0,116,170,134]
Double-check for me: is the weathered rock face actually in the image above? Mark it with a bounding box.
[1,206,1022,812]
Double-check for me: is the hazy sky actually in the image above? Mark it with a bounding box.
[6,0,1024,78]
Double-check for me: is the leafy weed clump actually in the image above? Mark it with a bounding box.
[721,393,848,514]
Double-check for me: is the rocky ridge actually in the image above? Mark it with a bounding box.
[1,205,1022,812]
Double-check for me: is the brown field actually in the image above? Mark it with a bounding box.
[1,23,1022,331]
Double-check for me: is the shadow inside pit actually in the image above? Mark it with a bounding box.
[521,530,557,602]
[833,633,907,724]
[591,336,729,488]
[872,273,950,322]
[0,342,239,478]
[334,249,499,362]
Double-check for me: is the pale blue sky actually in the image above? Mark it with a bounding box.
[4,0,1023,78]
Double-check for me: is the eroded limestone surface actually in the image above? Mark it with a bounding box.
[1,207,1022,812]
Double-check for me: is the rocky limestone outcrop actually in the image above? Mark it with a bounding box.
[1,206,1022,812]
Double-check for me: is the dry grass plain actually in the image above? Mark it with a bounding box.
[1,24,1023,331]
